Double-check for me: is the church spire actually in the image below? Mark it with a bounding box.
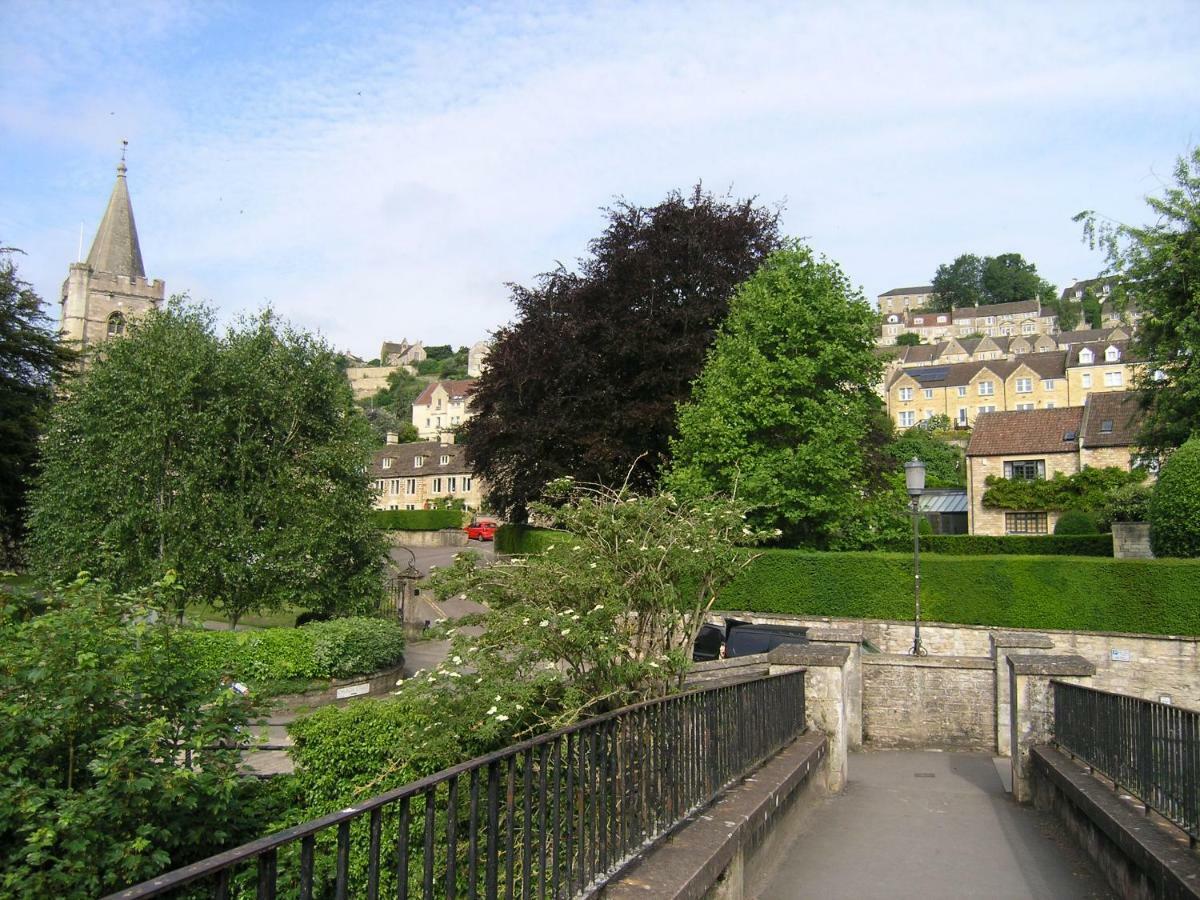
[85,142,146,278]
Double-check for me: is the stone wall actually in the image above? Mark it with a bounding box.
[862,655,994,750]
[1112,522,1153,559]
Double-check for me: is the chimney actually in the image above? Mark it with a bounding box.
[386,431,399,445]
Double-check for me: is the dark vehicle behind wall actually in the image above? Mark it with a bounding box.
[691,618,809,661]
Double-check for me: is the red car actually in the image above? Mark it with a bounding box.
[465,519,499,541]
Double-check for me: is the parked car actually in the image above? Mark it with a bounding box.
[465,518,499,541]
[691,618,809,661]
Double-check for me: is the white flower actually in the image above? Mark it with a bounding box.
[592,604,604,612]
[539,620,550,627]
[563,608,574,615]
[774,528,783,536]
[487,706,498,715]
[452,656,462,665]
[494,695,502,702]
[649,661,660,668]
[449,672,462,678]
[742,527,752,535]
[521,617,529,625]
[561,628,571,636]
[572,545,582,551]
[476,677,484,684]
[693,548,702,553]
[571,614,580,621]
[588,562,597,569]
[546,545,555,551]
[495,714,510,722]
[516,704,524,711]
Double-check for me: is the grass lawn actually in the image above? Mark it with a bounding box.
[185,603,301,630]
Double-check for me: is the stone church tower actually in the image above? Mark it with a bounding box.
[60,154,164,352]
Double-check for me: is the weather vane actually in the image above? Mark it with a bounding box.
[121,139,128,162]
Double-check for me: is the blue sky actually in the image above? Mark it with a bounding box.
[3,1,1198,357]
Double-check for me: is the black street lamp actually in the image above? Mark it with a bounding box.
[904,458,928,657]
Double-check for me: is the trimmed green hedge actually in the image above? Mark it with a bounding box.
[719,551,1200,636]
[373,509,467,531]
[494,524,565,555]
[887,533,1113,557]
[181,617,406,683]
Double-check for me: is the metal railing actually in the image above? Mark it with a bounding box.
[1052,681,1200,844]
[108,669,806,899]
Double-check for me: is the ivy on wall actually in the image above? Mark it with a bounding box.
[982,466,1146,512]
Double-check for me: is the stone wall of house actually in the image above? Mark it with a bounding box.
[967,452,1079,535]
[1078,446,1136,470]
[861,655,994,750]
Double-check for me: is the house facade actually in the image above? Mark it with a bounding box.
[413,379,477,439]
[370,438,485,511]
[877,285,934,316]
[878,299,1058,347]
[964,393,1143,536]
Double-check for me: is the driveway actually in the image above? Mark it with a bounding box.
[389,541,496,577]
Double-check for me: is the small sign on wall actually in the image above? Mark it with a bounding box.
[336,682,371,699]
[1110,648,1132,662]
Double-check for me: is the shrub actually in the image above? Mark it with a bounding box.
[717,550,1200,636]
[494,523,564,555]
[373,509,467,531]
[883,533,1112,556]
[1149,437,1200,557]
[1102,482,1152,525]
[982,466,1146,512]
[1054,509,1101,535]
[182,617,405,685]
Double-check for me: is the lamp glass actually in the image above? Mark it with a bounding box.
[904,457,926,496]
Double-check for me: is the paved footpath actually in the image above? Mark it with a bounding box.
[756,750,1114,900]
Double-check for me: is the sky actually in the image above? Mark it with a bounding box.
[3,1,1198,359]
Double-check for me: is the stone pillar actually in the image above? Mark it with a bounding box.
[990,631,1054,758]
[1008,654,1095,804]
[808,623,864,750]
[1112,522,1154,559]
[769,644,851,793]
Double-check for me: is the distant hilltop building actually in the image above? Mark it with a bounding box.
[60,152,164,356]
[879,299,1058,346]
[413,379,476,440]
[380,339,426,367]
[877,285,934,316]
[467,340,490,377]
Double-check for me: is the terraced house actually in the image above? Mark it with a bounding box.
[878,299,1058,347]
[370,438,484,511]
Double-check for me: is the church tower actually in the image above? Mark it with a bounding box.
[60,149,165,353]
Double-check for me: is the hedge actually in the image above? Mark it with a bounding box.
[181,616,406,683]
[494,524,565,555]
[372,509,467,531]
[889,533,1113,557]
[718,551,1200,636]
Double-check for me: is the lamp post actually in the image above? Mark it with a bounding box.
[904,457,927,657]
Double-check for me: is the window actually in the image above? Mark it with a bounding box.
[1015,378,1032,393]
[899,411,915,427]
[426,418,431,427]
[406,478,417,495]
[451,416,459,425]
[978,381,994,396]
[985,316,995,326]
[1078,348,1094,364]
[448,476,457,492]
[436,399,443,410]
[1016,403,1035,411]
[1005,459,1045,480]
[1104,370,1123,387]
[957,408,968,425]
[1100,419,1114,434]
[1042,379,1055,390]
[923,388,934,400]
[1080,373,1092,389]
[898,387,914,401]
[1006,512,1048,534]
[405,504,416,511]
[464,476,473,491]
[1045,401,1056,409]
[937,315,948,324]
[414,456,424,468]
[432,477,443,493]
[957,386,967,398]
[391,479,400,494]
[381,458,393,470]
[439,454,450,465]
[106,312,125,336]
[1022,322,1036,334]
[1104,346,1120,362]
[977,405,996,414]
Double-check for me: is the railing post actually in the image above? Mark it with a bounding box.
[1007,655,1096,804]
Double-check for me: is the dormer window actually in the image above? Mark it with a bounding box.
[381,458,393,470]
[1078,348,1094,365]
[439,454,450,465]
[414,456,424,468]
[1100,419,1114,434]
[937,315,947,324]
[1104,346,1120,362]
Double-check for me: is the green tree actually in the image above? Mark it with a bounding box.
[1148,436,1200,557]
[666,245,903,549]
[889,419,965,488]
[0,575,258,898]
[1080,288,1103,329]
[1077,148,1200,455]
[981,252,1042,304]
[463,185,782,518]
[931,252,1050,310]
[895,332,923,346]
[931,253,986,310]
[362,406,418,444]
[363,366,424,415]
[26,302,385,627]
[0,249,75,565]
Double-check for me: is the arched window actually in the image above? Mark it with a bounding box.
[106,312,125,337]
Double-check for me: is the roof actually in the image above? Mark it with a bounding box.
[86,160,146,278]
[414,379,477,406]
[879,285,933,297]
[967,407,1085,457]
[951,299,1042,321]
[918,490,968,514]
[1060,277,1115,301]
[371,441,473,477]
[1067,341,1135,367]
[891,351,1066,389]
[1056,328,1126,346]
[1080,392,1142,448]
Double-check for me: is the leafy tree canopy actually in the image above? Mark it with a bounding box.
[895,332,923,346]
[930,251,1052,311]
[0,248,75,564]
[666,245,903,549]
[1148,435,1200,557]
[1077,147,1200,455]
[889,417,965,488]
[462,185,782,518]
[26,301,386,626]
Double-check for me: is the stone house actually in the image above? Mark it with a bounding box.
[877,285,934,316]
[412,379,476,440]
[60,155,164,358]
[370,438,485,511]
[380,340,426,366]
[964,393,1143,535]
[1064,341,1139,400]
[878,300,1058,347]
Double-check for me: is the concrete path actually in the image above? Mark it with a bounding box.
[755,750,1114,900]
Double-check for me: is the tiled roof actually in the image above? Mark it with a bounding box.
[1056,328,1126,347]
[1009,350,1068,380]
[1060,277,1115,301]
[893,352,1066,389]
[371,441,472,477]
[414,379,477,407]
[879,285,933,297]
[967,407,1085,457]
[951,299,1042,321]
[1066,341,1137,368]
[1081,392,1142,448]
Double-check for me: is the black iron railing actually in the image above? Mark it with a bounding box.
[107,669,806,899]
[1052,680,1199,844]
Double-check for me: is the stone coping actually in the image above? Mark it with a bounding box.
[713,611,1200,644]
[1008,653,1096,677]
[862,653,993,670]
[768,643,850,667]
[1032,746,1200,898]
[991,631,1055,649]
[600,732,828,899]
